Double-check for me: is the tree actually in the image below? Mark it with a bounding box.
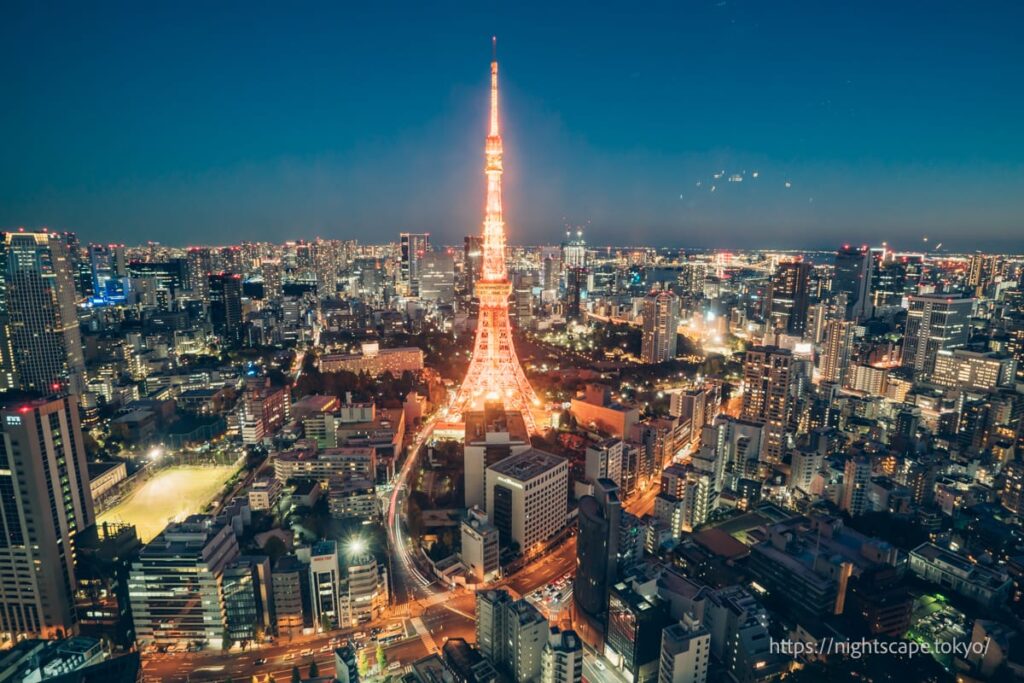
[357,649,370,677]
[291,666,301,683]
[308,659,319,678]
[376,642,387,671]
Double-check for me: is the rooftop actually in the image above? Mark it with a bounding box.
[487,447,566,481]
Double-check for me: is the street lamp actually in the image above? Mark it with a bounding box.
[346,536,367,557]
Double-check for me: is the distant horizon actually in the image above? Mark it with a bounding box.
[10,225,1019,257]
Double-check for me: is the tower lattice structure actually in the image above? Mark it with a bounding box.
[450,47,541,433]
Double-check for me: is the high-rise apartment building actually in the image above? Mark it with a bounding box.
[659,614,711,683]
[0,231,87,394]
[820,319,856,384]
[585,438,623,487]
[541,627,582,683]
[902,294,974,375]
[0,393,95,638]
[641,290,680,364]
[476,589,548,683]
[741,346,793,463]
[186,246,214,300]
[841,456,871,517]
[261,259,283,302]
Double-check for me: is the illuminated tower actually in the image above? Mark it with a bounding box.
[451,44,541,433]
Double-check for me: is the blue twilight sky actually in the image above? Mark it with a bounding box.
[2,1,1023,251]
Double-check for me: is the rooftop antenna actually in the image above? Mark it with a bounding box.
[492,35,497,61]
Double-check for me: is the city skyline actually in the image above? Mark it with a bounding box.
[3,1,1023,250]
[1,6,1024,683]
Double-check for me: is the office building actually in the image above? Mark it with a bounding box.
[908,543,1012,608]
[832,245,873,321]
[461,507,500,584]
[309,540,341,630]
[128,517,241,649]
[464,403,530,510]
[931,349,1016,391]
[485,448,568,555]
[272,555,308,636]
[741,346,793,463]
[902,294,974,375]
[273,447,376,484]
[475,589,548,683]
[87,243,127,304]
[208,272,244,344]
[400,232,430,295]
[340,546,388,626]
[574,479,621,621]
[0,393,95,638]
[604,582,672,683]
[766,260,811,335]
[420,250,456,303]
[641,290,679,364]
[223,556,272,642]
[0,231,87,393]
[540,627,582,683]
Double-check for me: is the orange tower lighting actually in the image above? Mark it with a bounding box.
[450,41,542,433]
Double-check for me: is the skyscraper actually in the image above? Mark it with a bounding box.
[0,231,87,394]
[261,259,283,302]
[832,245,873,322]
[820,319,856,385]
[641,290,679,364]
[208,272,244,344]
[574,479,621,621]
[450,48,542,432]
[0,393,95,638]
[902,294,974,375]
[399,232,430,295]
[186,246,214,300]
[766,260,810,335]
[741,346,793,463]
[476,589,548,683]
[87,243,127,304]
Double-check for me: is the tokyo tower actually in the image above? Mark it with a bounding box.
[450,42,542,433]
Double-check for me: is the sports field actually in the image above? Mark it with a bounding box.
[97,465,237,542]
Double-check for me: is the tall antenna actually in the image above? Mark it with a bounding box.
[492,35,497,61]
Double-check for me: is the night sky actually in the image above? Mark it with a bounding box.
[3,1,1022,250]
